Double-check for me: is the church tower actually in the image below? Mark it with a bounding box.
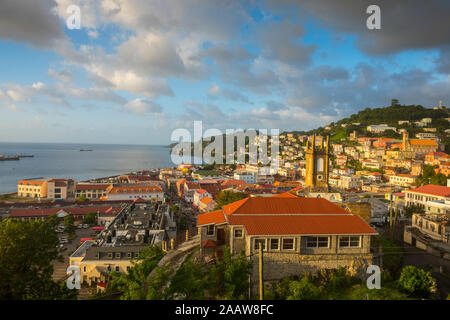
[305,134,330,192]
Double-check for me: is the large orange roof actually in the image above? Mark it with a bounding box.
[409,139,438,146]
[197,196,376,236]
[228,215,377,236]
[222,197,349,215]
[405,184,450,197]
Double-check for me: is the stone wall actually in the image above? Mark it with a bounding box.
[250,252,374,295]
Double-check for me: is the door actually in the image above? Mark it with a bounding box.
[217,228,226,245]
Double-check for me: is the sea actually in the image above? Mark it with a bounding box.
[0,142,179,194]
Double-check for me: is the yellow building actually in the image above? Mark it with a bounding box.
[17,178,51,198]
[402,132,439,155]
[305,135,330,192]
[70,241,148,286]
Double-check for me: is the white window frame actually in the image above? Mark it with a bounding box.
[306,236,330,248]
[282,238,295,251]
[269,238,280,251]
[339,236,361,248]
[254,238,266,251]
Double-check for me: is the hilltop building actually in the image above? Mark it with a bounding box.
[402,132,439,155]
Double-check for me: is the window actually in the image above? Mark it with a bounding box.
[306,236,329,248]
[116,252,121,259]
[282,238,294,250]
[115,266,120,272]
[206,225,215,236]
[126,266,130,271]
[83,266,86,272]
[108,253,113,259]
[254,239,266,251]
[234,229,243,238]
[339,236,361,248]
[270,238,279,250]
[127,252,132,258]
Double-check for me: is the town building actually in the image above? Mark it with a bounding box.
[47,178,76,200]
[389,174,417,188]
[70,202,176,286]
[405,185,450,208]
[402,132,439,155]
[233,172,256,184]
[9,206,120,221]
[17,177,52,198]
[101,184,165,201]
[75,183,111,200]
[197,195,377,293]
[366,125,397,133]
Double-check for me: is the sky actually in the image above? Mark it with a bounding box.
[0,0,449,145]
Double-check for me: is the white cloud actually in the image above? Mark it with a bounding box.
[125,98,162,114]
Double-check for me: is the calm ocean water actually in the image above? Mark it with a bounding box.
[0,142,177,194]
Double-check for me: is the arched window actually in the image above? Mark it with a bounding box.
[317,158,324,172]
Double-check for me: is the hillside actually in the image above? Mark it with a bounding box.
[286,104,449,145]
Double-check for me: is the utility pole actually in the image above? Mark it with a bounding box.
[389,193,393,229]
[259,243,263,300]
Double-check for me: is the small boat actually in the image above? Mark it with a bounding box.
[17,154,34,158]
[80,148,93,152]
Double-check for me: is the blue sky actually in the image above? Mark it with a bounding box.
[0,0,449,145]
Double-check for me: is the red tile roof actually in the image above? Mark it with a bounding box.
[76,183,111,191]
[197,197,376,236]
[405,184,450,197]
[228,215,377,236]
[222,197,350,216]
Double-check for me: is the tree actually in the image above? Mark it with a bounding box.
[64,213,76,235]
[430,173,447,186]
[417,165,445,186]
[371,237,404,278]
[172,205,179,215]
[77,195,88,202]
[168,256,208,299]
[215,190,249,210]
[402,204,424,218]
[286,275,322,300]
[397,265,436,298]
[209,246,252,299]
[108,245,165,300]
[0,218,77,299]
[82,212,97,225]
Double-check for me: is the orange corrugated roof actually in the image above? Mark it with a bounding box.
[197,210,226,225]
[197,196,377,235]
[409,139,438,146]
[228,215,377,236]
[222,197,349,215]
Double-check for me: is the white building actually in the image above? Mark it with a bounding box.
[234,173,256,184]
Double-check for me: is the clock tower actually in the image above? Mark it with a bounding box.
[305,134,330,192]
